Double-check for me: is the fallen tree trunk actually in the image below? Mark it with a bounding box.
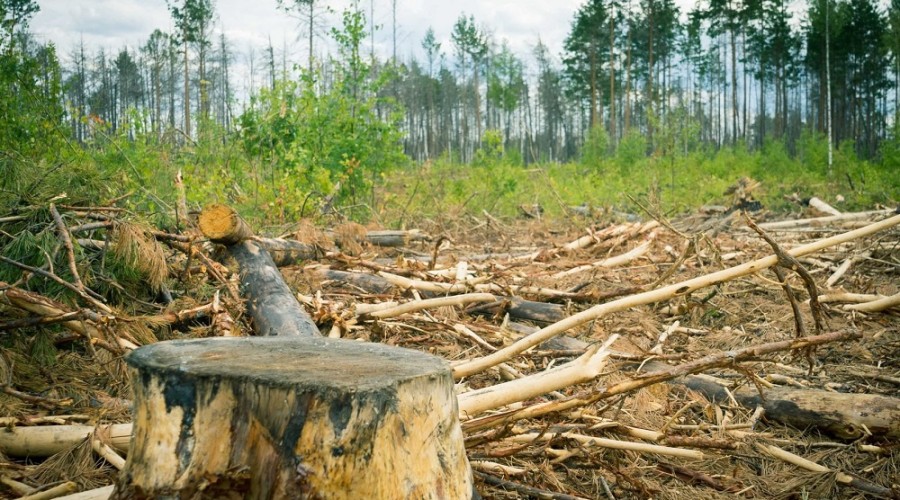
[678,373,900,440]
[229,240,320,337]
[257,237,322,266]
[467,296,567,324]
[362,229,430,247]
[200,204,319,337]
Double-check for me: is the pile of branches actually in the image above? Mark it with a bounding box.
[0,196,898,499]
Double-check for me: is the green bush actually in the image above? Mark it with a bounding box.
[239,9,406,220]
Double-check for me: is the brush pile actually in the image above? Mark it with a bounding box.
[0,195,898,499]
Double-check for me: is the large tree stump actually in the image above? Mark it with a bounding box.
[113,336,472,499]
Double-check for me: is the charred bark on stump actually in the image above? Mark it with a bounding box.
[112,337,472,499]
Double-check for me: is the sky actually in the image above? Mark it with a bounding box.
[29,0,586,95]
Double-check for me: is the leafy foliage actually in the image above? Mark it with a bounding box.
[238,8,405,219]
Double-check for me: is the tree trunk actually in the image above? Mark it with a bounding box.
[183,33,190,139]
[113,337,473,499]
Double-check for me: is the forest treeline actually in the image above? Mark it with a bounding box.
[1,0,898,221]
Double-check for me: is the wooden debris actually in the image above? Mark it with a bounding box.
[453,214,900,378]
[2,202,898,500]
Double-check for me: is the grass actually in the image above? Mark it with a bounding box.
[375,137,899,225]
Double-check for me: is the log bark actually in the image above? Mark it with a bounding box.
[257,237,321,267]
[468,296,566,324]
[313,268,395,295]
[230,240,320,337]
[113,337,472,499]
[363,229,430,247]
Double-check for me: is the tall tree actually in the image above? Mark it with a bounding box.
[451,14,487,160]
[563,0,608,128]
[276,0,320,74]
[114,48,143,132]
[0,0,39,53]
[142,29,169,137]
[487,40,525,144]
[842,0,890,156]
[167,0,215,137]
[888,0,900,116]
[534,40,564,161]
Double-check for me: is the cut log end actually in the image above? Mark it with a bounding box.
[198,203,255,245]
[114,337,473,499]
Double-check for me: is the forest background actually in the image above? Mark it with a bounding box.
[1,0,899,227]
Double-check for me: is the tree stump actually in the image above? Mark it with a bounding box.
[113,336,472,499]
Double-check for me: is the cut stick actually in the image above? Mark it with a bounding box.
[1,474,35,495]
[825,251,870,288]
[469,461,527,476]
[757,209,893,230]
[0,423,132,457]
[365,293,496,319]
[452,214,900,379]
[550,239,653,279]
[91,437,126,470]
[844,291,900,313]
[807,197,842,216]
[457,335,618,417]
[507,432,704,459]
[353,301,400,314]
[755,443,893,498]
[825,258,853,288]
[18,482,78,500]
[816,292,885,304]
[55,485,115,500]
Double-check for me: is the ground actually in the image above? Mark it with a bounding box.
[0,203,897,499]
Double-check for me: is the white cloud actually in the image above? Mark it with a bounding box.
[32,0,585,68]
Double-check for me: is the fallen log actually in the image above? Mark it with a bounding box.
[467,296,567,324]
[200,204,319,337]
[313,267,395,294]
[679,372,900,440]
[257,237,322,266]
[363,229,431,247]
[230,240,320,337]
